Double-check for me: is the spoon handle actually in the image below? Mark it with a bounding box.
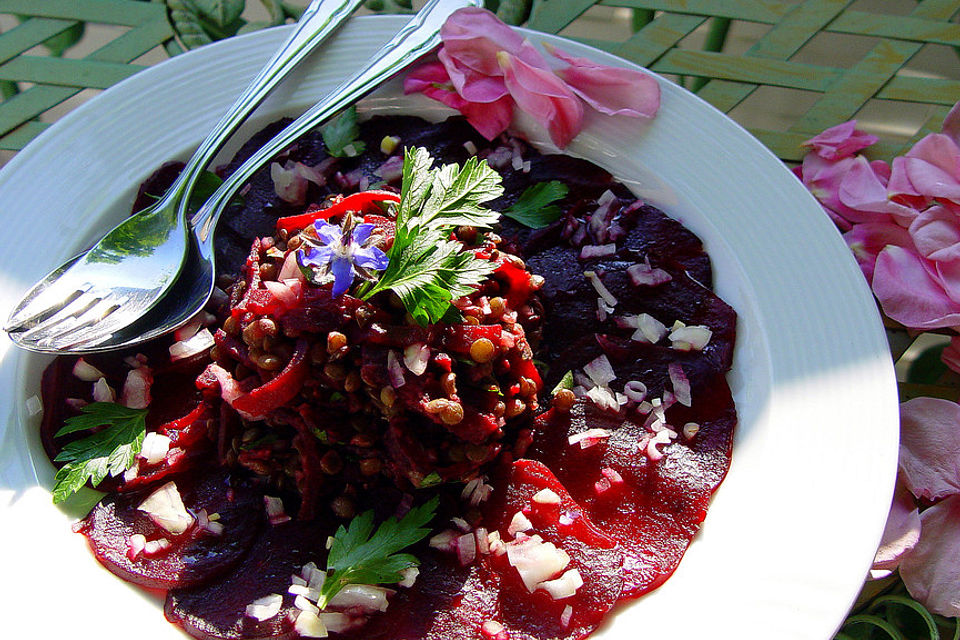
[161,0,365,209]
[192,0,480,247]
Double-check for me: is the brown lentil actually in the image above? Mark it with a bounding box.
[259,263,277,281]
[223,315,240,336]
[258,354,284,371]
[287,235,302,251]
[553,388,576,412]
[505,398,526,418]
[310,342,327,365]
[519,376,537,398]
[359,458,382,476]
[440,402,464,425]
[258,318,278,337]
[469,338,496,363]
[425,398,449,415]
[380,386,396,407]
[493,400,506,417]
[330,496,355,518]
[319,450,343,475]
[344,372,362,393]
[323,362,346,381]
[327,331,347,354]
[441,372,458,397]
[488,296,506,317]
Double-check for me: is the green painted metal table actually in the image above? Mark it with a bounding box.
[2,0,959,637]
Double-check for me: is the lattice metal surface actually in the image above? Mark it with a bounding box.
[0,0,175,152]
[529,0,960,162]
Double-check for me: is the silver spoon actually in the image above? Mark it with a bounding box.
[27,0,478,353]
[3,0,366,351]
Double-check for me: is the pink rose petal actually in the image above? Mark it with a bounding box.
[900,494,960,617]
[440,7,534,76]
[942,335,960,376]
[838,156,915,225]
[873,245,960,329]
[872,476,921,573]
[802,120,878,161]
[549,46,659,118]
[439,48,510,104]
[498,51,583,148]
[843,222,912,283]
[942,99,960,147]
[461,95,514,141]
[910,205,960,263]
[899,397,960,501]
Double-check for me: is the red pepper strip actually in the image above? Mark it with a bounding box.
[232,339,309,418]
[276,190,401,232]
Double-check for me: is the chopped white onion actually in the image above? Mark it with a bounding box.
[173,319,202,343]
[403,343,430,376]
[92,377,116,403]
[585,385,619,413]
[123,460,139,483]
[140,432,171,465]
[169,328,215,362]
[398,567,419,588]
[669,324,713,351]
[626,258,672,287]
[683,422,700,440]
[623,380,647,403]
[583,271,617,307]
[294,610,328,638]
[457,532,477,566]
[386,350,406,388]
[451,517,471,533]
[646,428,678,462]
[120,366,153,409]
[288,584,321,600]
[568,428,612,449]
[463,140,478,156]
[295,595,320,615]
[429,529,459,552]
[25,394,42,416]
[532,489,561,505]
[264,495,291,525]
[505,535,570,592]
[126,533,146,561]
[138,481,194,535]
[631,313,667,343]
[583,355,616,387]
[319,612,358,634]
[475,528,490,556]
[668,362,692,406]
[580,244,617,260]
[143,537,172,556]
[271,161,308,204]
[537,568,583,600]
[507,511,533,536]
[482,620,505,640]
[487,530,506,556]
[560,605,574,627]
[327,584,391,613]
[72,358,105,381]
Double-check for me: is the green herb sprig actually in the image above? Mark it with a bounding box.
[317,496,439,609]
[362,147,504,325]
[52,402,148,504]
[322,106,366,158]
[503,180,569,229]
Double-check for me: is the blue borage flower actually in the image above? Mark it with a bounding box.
[299,217,389,297]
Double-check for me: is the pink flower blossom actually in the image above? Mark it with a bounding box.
[870,476,920,579]
[802,120,878,161]
[899,494,960,616]
[404,7,659,148]
[899,397,960,501]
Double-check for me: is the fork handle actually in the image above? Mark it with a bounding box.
[159,0,365,210]
[191,0,480,247]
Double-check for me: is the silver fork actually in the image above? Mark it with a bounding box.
[10,0,479,353]
[3,0,365,350]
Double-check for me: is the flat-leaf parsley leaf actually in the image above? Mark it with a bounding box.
[322,106,366,158]
[503,180,568,229]
[317,496,439,609]
[52,402,147,503]
[363,147,503,324]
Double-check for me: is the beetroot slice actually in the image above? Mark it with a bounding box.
[76,470,263,589]
[165,520,331,640]
[483,459,624,639]
[527,375,736,598]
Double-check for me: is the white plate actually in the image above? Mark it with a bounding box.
[0,15,897,640]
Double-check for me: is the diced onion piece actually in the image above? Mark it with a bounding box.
[398,567,419,588]
[264,495,291,526]
[387,350,406,388]
[295,595,320,614]
[73,358,105,381]
[121,366,153,409]
[173,319,202,343]
[646,428,678,462]
[271,161,308,204]
[669,324,713,351]
[463,140,478,156]
[288,584,321,600]
[294,610,328,638]
[683,422,700,440]
[123,460,140,483]
[583,354,616,387]
[488,530,506,556]
[597,190,616,207]
[667,362,692,406]
[585,385,619,413]
[507,511,533,536]
[580,244,616,260]
[127,533,146,561]
[451,517,471,533]
[597,297,613,322]
[374,155,404,182]
[623,380,647,403]
[319,612,357,634]
[561,605,574,628]
[327,584,391,613]
[140,432,171,465]
[25,394,42,416]
[626,259,672,287]
[505,535,570,592]
[143,537,172,556]
[475,528,490,556]
[380,135,401,155]
[583,271,617,307]
[92,377,116,403]
[457,532,477,566]
[302,561,326,591]
[532,489,561,505]
[429,529,459,552]
[138,481,194,535]
[403,343,430,376]
[536,568,583,600]
[567,428,612,449]
[169,328,215,362]
[482,620,506,640]
[631,313,667,343]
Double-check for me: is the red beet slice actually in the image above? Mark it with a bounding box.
[527,374,736,598]
[76,470,263,589]
[165,519,331,640]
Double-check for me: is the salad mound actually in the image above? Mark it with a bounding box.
[39,114,737,640]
